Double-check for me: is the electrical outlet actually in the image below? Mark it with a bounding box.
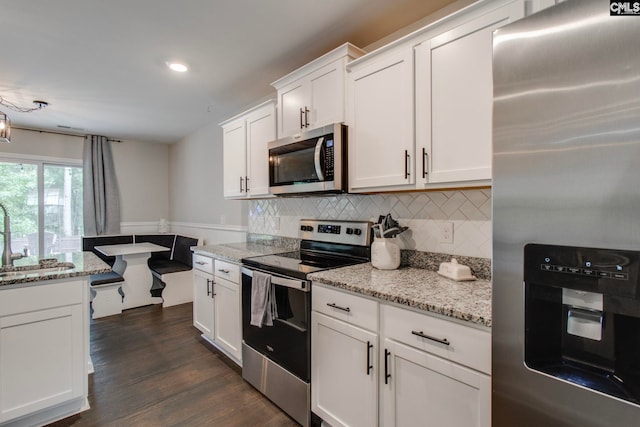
[440,222,454,244]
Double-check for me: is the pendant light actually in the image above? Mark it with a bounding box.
[0,112,10,143]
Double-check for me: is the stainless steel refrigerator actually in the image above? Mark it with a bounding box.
[492,0,640,426]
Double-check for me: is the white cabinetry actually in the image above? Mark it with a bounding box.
[415,1,524,186]
[347,47,415,190]
[0,279,89,426]
[380,304,491,427]
[212,260,241,361]
[193,255,214,338]
[347,0,524,193]
[192,254,242,364]
[272,43,365,138]
[311,285,378,427]
[311,283,491,427]
[221,100,276,199]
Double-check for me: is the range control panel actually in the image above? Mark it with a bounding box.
[299,219,371,246]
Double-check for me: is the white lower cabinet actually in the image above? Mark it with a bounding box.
[0,279,89,426]
[192,255,242,364]
[312,312,378,427]
[311,283,491,427]
[380,338,490,427]
[212,276,241,360]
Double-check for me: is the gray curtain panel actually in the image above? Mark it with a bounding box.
[83,135,121,236]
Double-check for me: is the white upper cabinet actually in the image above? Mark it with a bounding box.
[347,47,415,191]
[222,118,247,199]
[221,100,276,199]
[272,43,365,138]
[347,0,525,193]
[416,1,524,187]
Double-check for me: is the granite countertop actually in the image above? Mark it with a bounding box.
[191,242,288,263]
[0,251,111,287]
[308,263,492,327]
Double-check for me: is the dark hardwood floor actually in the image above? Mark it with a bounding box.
[48,303,299,427]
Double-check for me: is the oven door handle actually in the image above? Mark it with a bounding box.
[241,266,310,292]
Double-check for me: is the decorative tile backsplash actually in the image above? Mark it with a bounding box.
[249,189,492,259]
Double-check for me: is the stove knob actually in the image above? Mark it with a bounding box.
[354,228,362,236]
[346,228,353,235]
[300,225,306,232]
[307,226,314,232]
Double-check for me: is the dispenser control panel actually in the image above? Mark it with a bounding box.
[525,243,640,298]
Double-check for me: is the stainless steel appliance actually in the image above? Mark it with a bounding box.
[241,219,371,426]
[268,123,346,195]
[492,1,640,426]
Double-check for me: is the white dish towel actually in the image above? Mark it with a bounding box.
[250,271,278,327]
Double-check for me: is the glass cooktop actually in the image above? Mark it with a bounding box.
[242,250,364,280]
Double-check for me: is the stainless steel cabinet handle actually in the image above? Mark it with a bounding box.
[195,261,207,266]
[404,150,410,179]
[239,176,244,192]
[366,341,373,375]
[384,349,391,384]
[411,330,450,346]
[211,280,216,298]
[422,147,428,179]
[245,176,249,192]
[217,269,230,274]
[206,278,212,296]
[327,302,350,313]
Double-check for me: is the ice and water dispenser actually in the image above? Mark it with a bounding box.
[524,244,640,405]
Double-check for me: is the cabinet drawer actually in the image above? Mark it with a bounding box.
[381,304,490,374]
[193,254,214,274]
[312,284,378,331]
[0,280,84,317]
[214,260,240,283]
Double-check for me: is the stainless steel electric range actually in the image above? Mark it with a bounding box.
[241,219,372,427]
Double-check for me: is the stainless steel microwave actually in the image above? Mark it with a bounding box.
[268,123,346,195]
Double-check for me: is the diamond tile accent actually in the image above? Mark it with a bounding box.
[248,189,492,258]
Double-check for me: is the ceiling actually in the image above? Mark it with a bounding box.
[1,0,459,143]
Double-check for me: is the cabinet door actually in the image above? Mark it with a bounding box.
[348,46,415,191]
[312,312,378,427]
[278,79,309,137]
[222,118,247,198]
[308,58,346,130]
[0,304,84,423]
[193,269,214,340]
[420,1,524,185]
[246,102,276,197]
[212,276,242,362]
[380,338,491,427]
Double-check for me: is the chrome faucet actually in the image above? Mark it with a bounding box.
[0,202,24,267]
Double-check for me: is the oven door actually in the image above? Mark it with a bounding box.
[241,267,311,382]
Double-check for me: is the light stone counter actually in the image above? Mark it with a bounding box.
[191,242,289,263]
[309,263,492,327]
[0,251,111,287]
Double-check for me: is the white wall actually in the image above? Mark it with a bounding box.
[168,121,247,245]
[0,128,169,234]
[110,138,169,233]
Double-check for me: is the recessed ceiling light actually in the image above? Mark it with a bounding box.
[166,62,188,73]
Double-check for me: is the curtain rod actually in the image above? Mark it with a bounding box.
[13,126,123,143]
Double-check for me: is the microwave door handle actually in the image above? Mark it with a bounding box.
[314,137,325,181]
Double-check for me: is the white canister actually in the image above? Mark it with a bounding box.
[158,218,169,233]
[371,237,401,270]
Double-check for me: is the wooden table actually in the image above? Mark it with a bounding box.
[95,242,170,309]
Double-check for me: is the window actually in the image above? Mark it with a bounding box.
[0,159,83,258]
